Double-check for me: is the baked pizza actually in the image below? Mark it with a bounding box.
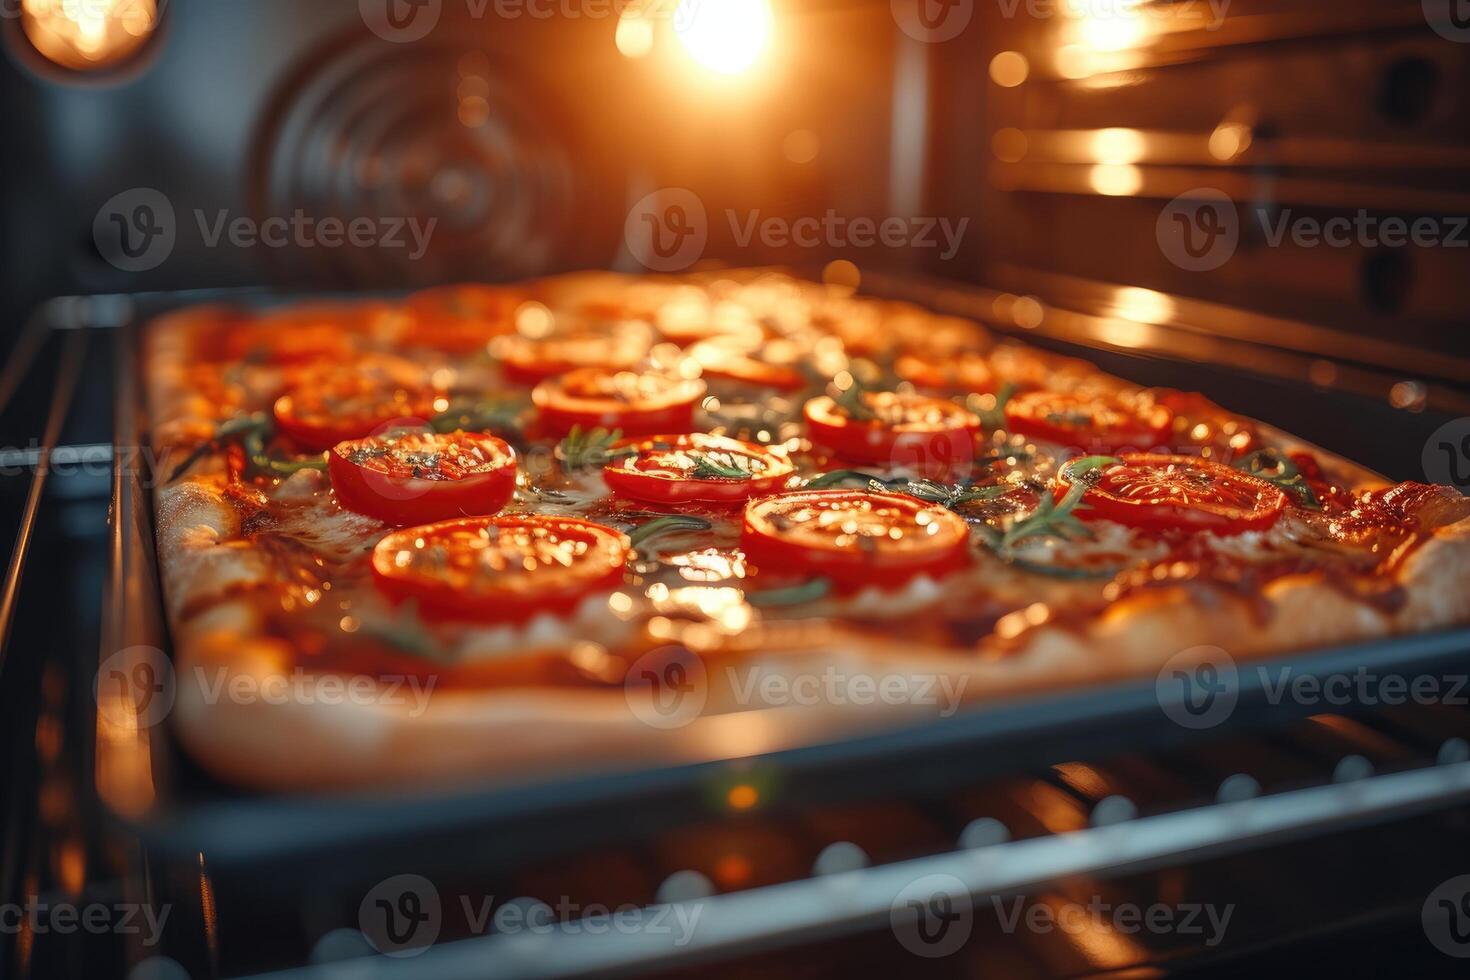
[142,270,1470,790]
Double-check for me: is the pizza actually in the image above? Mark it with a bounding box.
[142,270,1470,791]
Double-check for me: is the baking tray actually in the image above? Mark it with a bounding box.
[95,276,1470,888]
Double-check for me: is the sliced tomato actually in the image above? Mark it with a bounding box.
[221,303,382,365]
[687,337,808,391]
[1152,389,1257,457]
[533,368,706,438]
[493,319,653,385]
[272,356,440,451]
[804,390,980,478]
[329,430,517,526]
[1061,453,1286,535]
[894,352,995,394]
[1004,389,1172,454]
[742,489,970,592]
[400,284,523,352]
[603,433,795,505]
[371,515,631,623]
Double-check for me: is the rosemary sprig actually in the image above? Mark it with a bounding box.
[998,456,1118,549]
[240,426,328,477]
[968,381,1018,432]
[803,468,893,489]
[690,454,750,480]
[746,577,832,607]
[431,399,525,436]
[557,426,631,473]
[896,479,1012,509]
[167,413,269,481]
[972,524,1123,581]
[832,375,876,421]
[1235,449,1321,509]
[627,514,713,555]
[167,412,326,481]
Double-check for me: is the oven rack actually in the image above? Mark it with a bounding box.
[197,750,1470,980]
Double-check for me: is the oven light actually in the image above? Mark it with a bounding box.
[674,0,773,76]
[18,0,160,72]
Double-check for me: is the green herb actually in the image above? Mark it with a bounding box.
[690,454,750,480]
[359,601,453,662]
[168,412,324,481]
[1235,449,1321,509]
[832,375,876,421]
[431,399,524,436]
[747,578,832,607]
[972,524,1123,581]
[998,456,1117,549]
[968,381,1018,431]
[557,426,630,473]
[803,468,892,489]
[895,479,1012,510]
[627,514,713,555]
[240,426,328,478]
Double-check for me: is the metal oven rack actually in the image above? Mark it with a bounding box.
[2,280,1469,978]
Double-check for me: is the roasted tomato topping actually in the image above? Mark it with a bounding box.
[493,318,653,385]
[533,368,706,438]
[1062,453,1287,535]
[329,430,518,526]
[221,303,380,365]
[272,356,440,452]
[894,352,995,394]
[687,337,808,391]
[400,284,523,352]
[741,489,970,591]
[804,390,980,478]
[371,515,630,623]
[602,433,796,505]
[1004,389,1173,454]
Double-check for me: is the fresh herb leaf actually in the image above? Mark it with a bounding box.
[968,381,1018,431]
[166,412,279,481]
[971,524,1123,580]
[627,514,713,555]
[832,375,876,421]
[1235,449,1321,509]
[998,458,1115,549]
[557,426,630,473]
[431,399,525,436]
[747,578,832,607]
[894,478,1012,509]
[690,454,750,480]
[804,468,893,489]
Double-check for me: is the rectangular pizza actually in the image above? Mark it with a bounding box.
[141,269,1470,791]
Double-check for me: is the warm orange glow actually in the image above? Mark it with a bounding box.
[992,128,1028,163]
[20,0,160,72]
[782,129,820,164]
[714,853,753,888]
[1088,164,1142,196]
[988,51,1029,88]
[1090,128,1144,164]
[674,0,773,75]
[615,7,655,59]
[1112,286,1174,324]
[726,784,759,810]
[1209,122,1253,161]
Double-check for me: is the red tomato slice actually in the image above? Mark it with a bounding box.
[603,433,796,505]
[1061,453,1287,535]
[330,430,518,526]
[741,489,970,592]
[804,391,980,478]
[400,284,523,352]
[221,303,382,365]
[533,368,706,438]
[371,515,631,623]
[273,356,440,452]
[894,352,995,394]
[493,319,653,385]
[1004,389,1172,454]
[687,338,808,391]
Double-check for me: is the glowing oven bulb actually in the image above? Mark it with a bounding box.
[19,0,160,72]
[674,0,773,76]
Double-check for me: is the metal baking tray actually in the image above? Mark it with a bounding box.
[95,275,1470,889]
